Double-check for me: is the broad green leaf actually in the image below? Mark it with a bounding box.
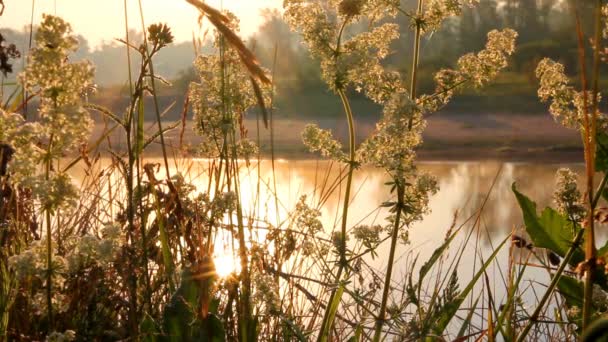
[556,275,583,310]
[512,184,584,266]
[161,268,222,341]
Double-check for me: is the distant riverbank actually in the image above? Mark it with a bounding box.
[89,112,582,164]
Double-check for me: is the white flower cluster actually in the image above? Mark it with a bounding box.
[351,224,383,250]
[252,272,281,315]
[287,2,516,237]
[535,58,598,129]
[293,195,324,235]
[422,0,479,34]
[553,168,585,222]
[284,0,401,95]
[8,223,122,316]
[419,29,518,113]
[8,240,65,282]
[301,124,347,162]
[64,223,123,272]
[0,15,94,212]
[189,13,269,160]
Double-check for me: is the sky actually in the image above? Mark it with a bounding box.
[1,0,283,49]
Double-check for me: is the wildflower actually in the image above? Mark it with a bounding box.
[301,240,315,256]
[419,29,518,113]
[422,0,479,34]
[553,168,585,222]
[8,249,38,280]
[1,15,95,212]
[352,225,383,249]
[535,58,584,129]
[284,0,400,95]
[252,273,281,315]
[189,13,269,160]
[301,124,347,162]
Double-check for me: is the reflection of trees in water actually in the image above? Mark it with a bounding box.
[417,162,584,243]
[253,161,586,243]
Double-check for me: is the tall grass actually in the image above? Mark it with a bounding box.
[0,0,607,341]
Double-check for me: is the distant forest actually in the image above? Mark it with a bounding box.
[1,0,603,117]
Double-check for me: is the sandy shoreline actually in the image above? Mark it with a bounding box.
[89,112,584,164]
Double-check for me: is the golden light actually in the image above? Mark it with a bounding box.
[213,252,241,278]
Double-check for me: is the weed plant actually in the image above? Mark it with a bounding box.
[0,0,607,341]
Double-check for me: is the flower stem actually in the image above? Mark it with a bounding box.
[317,88,356,342]
[44,134,54,331]
[373,183,404,341]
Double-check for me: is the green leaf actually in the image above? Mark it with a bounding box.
[512,184,584,266]
[456,295,481,340]
[347,324,363,342]
[582,315,608,342]
[319,284,344,342]
[161,268,222,341]
[556,275,583,310]
[595,131,608,172]
[419,225,462,284]
[430,235,509,336]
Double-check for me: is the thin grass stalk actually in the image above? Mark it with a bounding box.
[581,0,603,329]
[407,0,424,130]
[317,87,356,342]
[44,134,54,331]
[22,0,35,119]
[572,1,603,327]
[137,0,171,181]
[515,228,585,342]
[372,183,404,341]
[270,42,280,231]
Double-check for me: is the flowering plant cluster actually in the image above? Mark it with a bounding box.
[0,15,94,213]
[189,14,269,161]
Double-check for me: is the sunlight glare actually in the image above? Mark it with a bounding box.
[213,253,241,278]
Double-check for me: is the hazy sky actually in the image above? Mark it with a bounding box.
[2,0,283,48]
